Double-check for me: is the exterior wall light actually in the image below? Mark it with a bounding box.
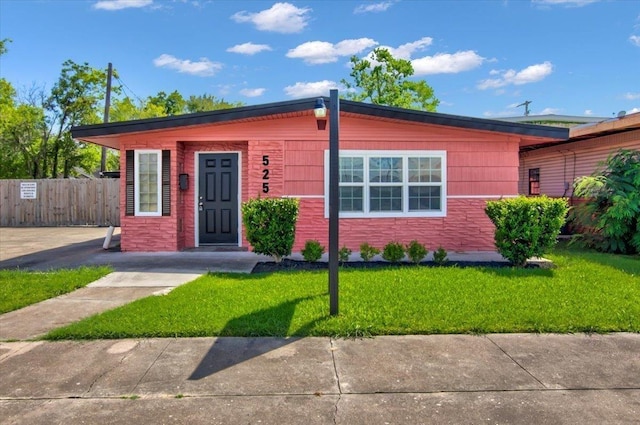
[314,97,327,130]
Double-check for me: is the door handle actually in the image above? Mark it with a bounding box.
[198,201,204,212]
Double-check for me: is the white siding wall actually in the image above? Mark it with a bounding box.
[519,129,640,197]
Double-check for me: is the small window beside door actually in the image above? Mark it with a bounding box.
[528,168,540,196]
[125,149,171,216]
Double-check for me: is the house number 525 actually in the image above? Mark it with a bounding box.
[262,155,270,193]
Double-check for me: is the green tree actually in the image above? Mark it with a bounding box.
[0,39,48,178]
[0,82,48,178]
[45,60,110,177]
[341,47,439,111]
[572,149,640,254]
[110,96,166,122]
[185,94,244,113]
[147,90,186,116]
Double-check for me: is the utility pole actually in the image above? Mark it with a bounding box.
[517,100,532,116]
[100,62,113,175]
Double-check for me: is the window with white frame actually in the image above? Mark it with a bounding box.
[134,150,162,216]
[327,150,446,217]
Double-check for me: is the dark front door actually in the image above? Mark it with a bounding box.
[198,153,238,245]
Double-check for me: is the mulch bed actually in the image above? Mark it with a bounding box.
[251,258,537,274]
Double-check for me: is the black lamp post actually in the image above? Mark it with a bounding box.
[314,90,339,316]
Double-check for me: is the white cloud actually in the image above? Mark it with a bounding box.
[153,54,222,76]
[354,1,394,14]
[218,84,233,96]
[539,107,562,115]
[227,42,272,55]
[93,0,152,10]
[532,0,599,7]
[477,61,553,90]
[240,88,266,97]
[231,2,311,34]
[630,35,640,47]
[584,109,593,115]
[383,37,433,60]
[412,50,485,75]
[624,92,640,100]
[284,80,340,98]
[628,107,640,114]
[287,38,378,64]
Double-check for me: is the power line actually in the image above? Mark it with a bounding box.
[114,75,145,104]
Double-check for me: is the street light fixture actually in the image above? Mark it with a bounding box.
[315,90,339,316]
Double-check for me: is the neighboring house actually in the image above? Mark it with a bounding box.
[71,98,567,253]
[499,114,607,129]
[518,112,640,201]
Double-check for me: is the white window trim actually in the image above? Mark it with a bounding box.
[134,149,162,217]
[324,150,447,218]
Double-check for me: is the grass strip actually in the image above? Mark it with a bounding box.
[0,266,112,314]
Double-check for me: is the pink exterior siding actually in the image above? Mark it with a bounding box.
[115,113,527,252]
[519,129,640,197]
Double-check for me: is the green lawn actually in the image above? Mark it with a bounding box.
[43,247,640,340]
[0,267,112,314]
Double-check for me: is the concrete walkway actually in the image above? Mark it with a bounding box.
[1,334,639,424]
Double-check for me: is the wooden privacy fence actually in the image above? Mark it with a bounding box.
[0,179,120,226]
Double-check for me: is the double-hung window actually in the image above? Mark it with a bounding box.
[327,150,446,218]
[125,149,171,217]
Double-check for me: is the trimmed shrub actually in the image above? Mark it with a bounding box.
[572,149,640,254]
[382,241,405,263]
[302,240,325,262]
[338,246,352,264]
[433,246,449,266]
[242,197,299,263]
[485,196,568,267]
[359,242,380,262]
[406,240,428,264]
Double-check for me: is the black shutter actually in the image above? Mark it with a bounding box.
[125,150,134,216]
[162,150,171,216]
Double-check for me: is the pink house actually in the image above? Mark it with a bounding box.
[71,98,568,253]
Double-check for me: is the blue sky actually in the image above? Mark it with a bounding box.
[1,0,639,119]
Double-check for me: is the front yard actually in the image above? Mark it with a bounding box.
[43,246,640,339]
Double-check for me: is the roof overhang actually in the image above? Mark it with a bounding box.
[72,97,569,150]
[569,112,640,141]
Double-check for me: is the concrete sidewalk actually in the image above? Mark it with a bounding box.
[1,334,639,424]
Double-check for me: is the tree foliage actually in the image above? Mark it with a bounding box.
[571,149,640,254]
[145,91,244,115]
[0,40,244,179]
[341,48,439,111]
[186,94,244,113]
